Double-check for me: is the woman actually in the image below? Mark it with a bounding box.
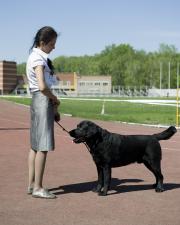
[26,26,60,199]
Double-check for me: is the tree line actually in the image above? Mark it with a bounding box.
[17,43,180,88]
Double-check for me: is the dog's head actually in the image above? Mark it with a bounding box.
[69,120,102,144]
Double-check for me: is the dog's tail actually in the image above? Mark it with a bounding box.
[153,126,177,141]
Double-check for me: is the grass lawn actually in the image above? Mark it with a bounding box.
[0,96,177,126]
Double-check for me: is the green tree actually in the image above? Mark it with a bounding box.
[17,42,180,88]
[17,63,26,75]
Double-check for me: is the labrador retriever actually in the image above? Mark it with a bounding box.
[69,120,177,196]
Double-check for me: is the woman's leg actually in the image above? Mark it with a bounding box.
[28,149,36,188]
[32,151,56,199]
[34,151,47,190]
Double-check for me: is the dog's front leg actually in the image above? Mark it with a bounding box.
[92,165,104,193]
[99,166,111,196]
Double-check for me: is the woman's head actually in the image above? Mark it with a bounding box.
[31,26,58,54]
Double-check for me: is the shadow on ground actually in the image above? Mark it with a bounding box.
[0,127,29,131]
[49,178,180,195]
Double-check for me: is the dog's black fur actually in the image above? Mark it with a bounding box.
[69,120,177,196]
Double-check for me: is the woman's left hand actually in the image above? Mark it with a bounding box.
[54,112,61,122]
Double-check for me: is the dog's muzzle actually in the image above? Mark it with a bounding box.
[72,137,86,143]
[69,130,86,144]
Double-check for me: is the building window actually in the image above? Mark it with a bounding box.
[79,82,85,86]
[103,82,108,86]
[86,82,93,86]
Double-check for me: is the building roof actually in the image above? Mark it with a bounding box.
[56,73,75,84]
[0,60,16,64]
[78,75,111,81]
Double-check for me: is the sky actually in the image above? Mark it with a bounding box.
[1,0,180,64]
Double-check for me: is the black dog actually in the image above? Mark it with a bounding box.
[69,120,177,196]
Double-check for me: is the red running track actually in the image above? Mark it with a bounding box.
[0,99,180,225]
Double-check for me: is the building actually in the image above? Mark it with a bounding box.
[55,72,77,92]
[0,61,17,94]
[15,75,29,94]
[77,75,112,95]
[54,73,112,95]
[0,62,112,96]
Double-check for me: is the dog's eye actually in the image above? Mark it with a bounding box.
[77,126,83,131]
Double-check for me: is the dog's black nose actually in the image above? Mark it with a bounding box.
[69,129,75,137]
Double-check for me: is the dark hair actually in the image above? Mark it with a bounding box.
[30,26,58,75]
[47,58,55,75]
[30,26,58,50]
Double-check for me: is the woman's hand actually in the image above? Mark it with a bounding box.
[52,96,60,106]
[54,103,60,122]
[54,112,61,122]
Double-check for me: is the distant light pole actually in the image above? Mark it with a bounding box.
[177,62,179,89]
[168,61,171,90]
[176,62,180,127]
[160,62,162,91]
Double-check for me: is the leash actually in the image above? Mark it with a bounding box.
[56,121,69,134]
[55,121,91,153]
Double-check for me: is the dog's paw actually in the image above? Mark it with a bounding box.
[98,191,107,196]
[155,187,165,192]
[92,187,99,193]
[92,185,102,193]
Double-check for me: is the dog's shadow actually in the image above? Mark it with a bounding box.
[49,178,180,195]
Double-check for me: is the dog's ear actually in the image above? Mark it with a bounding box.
[98,128,108,141]
[86,126,103,141]
[86,127,98,138]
